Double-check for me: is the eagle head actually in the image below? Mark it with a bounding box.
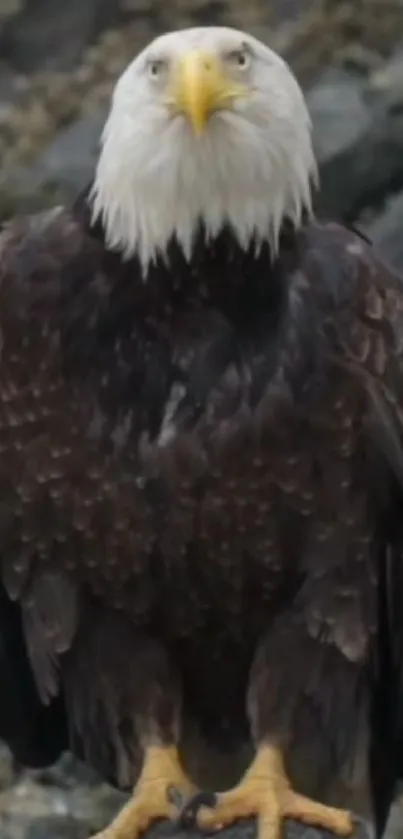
[90,26,318,272]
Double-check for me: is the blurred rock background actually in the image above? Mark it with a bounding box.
[1,0,403,837]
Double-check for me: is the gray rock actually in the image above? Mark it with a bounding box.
[30,107,107,197]
[365,190,403,272]
[309,67,372,164]
[0,166,66,219]
[307,46,403,219]
[0,107,107,218]
[384,792,403,839]
[0,0,129,74]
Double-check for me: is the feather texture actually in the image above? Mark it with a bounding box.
[0,199,403,834]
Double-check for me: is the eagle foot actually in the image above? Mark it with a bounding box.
[180,745,354,839]
[92,745,196,839]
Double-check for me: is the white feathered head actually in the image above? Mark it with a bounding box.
[91,26,318,272]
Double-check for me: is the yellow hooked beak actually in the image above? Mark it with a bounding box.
[169,49,248,135]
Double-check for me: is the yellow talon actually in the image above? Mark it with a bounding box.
[195,745,354,839]
[92,745,196,839]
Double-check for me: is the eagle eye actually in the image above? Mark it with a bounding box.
[236,51,247,67]
[225,44,252,71]
[146,57,167,79]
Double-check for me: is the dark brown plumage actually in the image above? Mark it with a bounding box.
[0,189,402,839]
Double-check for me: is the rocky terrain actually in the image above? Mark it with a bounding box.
[1,0,403,838]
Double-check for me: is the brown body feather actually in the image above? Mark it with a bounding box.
[0,193,402,833]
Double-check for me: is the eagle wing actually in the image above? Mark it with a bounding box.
[0,207,186,790]
[334,226,403,832]
[0,209,82,766]
[0,208,117,772]
[298,222,403,832]
[0,208,84,684]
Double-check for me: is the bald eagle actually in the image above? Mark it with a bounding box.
[0,23,402,839]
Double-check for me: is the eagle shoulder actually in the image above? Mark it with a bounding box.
[300,220,403,485]
[0,205,99,329]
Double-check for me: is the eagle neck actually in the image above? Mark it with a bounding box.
[72,185,301,328]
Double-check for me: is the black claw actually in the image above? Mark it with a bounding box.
[167,785,185,809]
[177,791,218,829]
